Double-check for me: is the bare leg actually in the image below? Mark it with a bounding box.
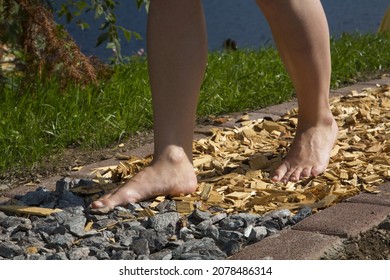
[92,0,207,209]
[256,0,338,182]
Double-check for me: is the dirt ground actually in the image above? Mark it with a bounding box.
[322,221,390,260]
[1,126,389,260]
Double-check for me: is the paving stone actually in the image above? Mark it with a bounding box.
[292,203,390,238]
[346,184,390,207]
[229,230,341,260]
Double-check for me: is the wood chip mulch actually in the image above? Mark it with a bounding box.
[85,84,390,216]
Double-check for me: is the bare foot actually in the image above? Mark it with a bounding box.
[272,118,338,183]
[91,145,198,210]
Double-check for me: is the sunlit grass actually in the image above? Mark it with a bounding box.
[1,32,389,173]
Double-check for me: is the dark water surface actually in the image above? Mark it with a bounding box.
[58,0,390,61]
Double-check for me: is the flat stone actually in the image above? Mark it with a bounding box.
[292,203,390,238]
[230,230,341,260]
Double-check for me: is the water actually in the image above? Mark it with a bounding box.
[58,0,390,61]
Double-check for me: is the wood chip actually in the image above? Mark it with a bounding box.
[0,205,63,216]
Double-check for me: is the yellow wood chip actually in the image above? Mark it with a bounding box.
[0,205,62,216]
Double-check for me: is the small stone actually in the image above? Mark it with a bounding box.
[66,215,87,237]
[149,249,173,260]
[219,230,243,242]
[132,237,150,256]
[67,247,90,260]
[261,219,281,231]
[126,203,142,214]
[116,229,137,247]
[378,218,390,230]
[111,250,136,260]
[89,247,110,260]
[111,206,136,219]
[172,237,226,260]
[28,254,46,260]
[265,209,292,220]
[47,233,75,250]
[221,240,242,256]
[148,212,181,234]
[0,241,24,258]
[1,216,31,231]
[179,227,195,241]
[219,217,245,230]
[92,218,117,230]
[210,213,228,223]
[17,187,50,206]
[76,178,95,187]
[155,200,177,213]
[46,252,69,260]
[204,225,219,241]
[196,213,226,231]
[231,213,262,226]
[57,190,86,208]
[10,231,26,241]
[290,207,312,225]
[140,228,168,252]
[55,177,74,193]
[13,255,26,260]
[52,207,87,236]
[247,226,267,243]
[192,209,212,222]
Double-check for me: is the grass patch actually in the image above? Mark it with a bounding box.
[1,32,390,173]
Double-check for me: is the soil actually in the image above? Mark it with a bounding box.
[322,220,390,260]
[0,124,389,260]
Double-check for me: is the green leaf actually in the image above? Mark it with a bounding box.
[76,20,90,30]
[118,26,132,42]
[96,32,110,47]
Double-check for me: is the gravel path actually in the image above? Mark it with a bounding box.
[0,177,312,260]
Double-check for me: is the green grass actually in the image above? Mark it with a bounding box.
[1,32,390,173]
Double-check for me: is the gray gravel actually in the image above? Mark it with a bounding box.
[0,177,312,260]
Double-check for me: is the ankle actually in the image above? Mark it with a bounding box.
[297,110,335,128]
[155,145,191,164]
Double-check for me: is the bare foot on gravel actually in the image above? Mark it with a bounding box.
[272,118,339,183]
[91,145,198,211]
